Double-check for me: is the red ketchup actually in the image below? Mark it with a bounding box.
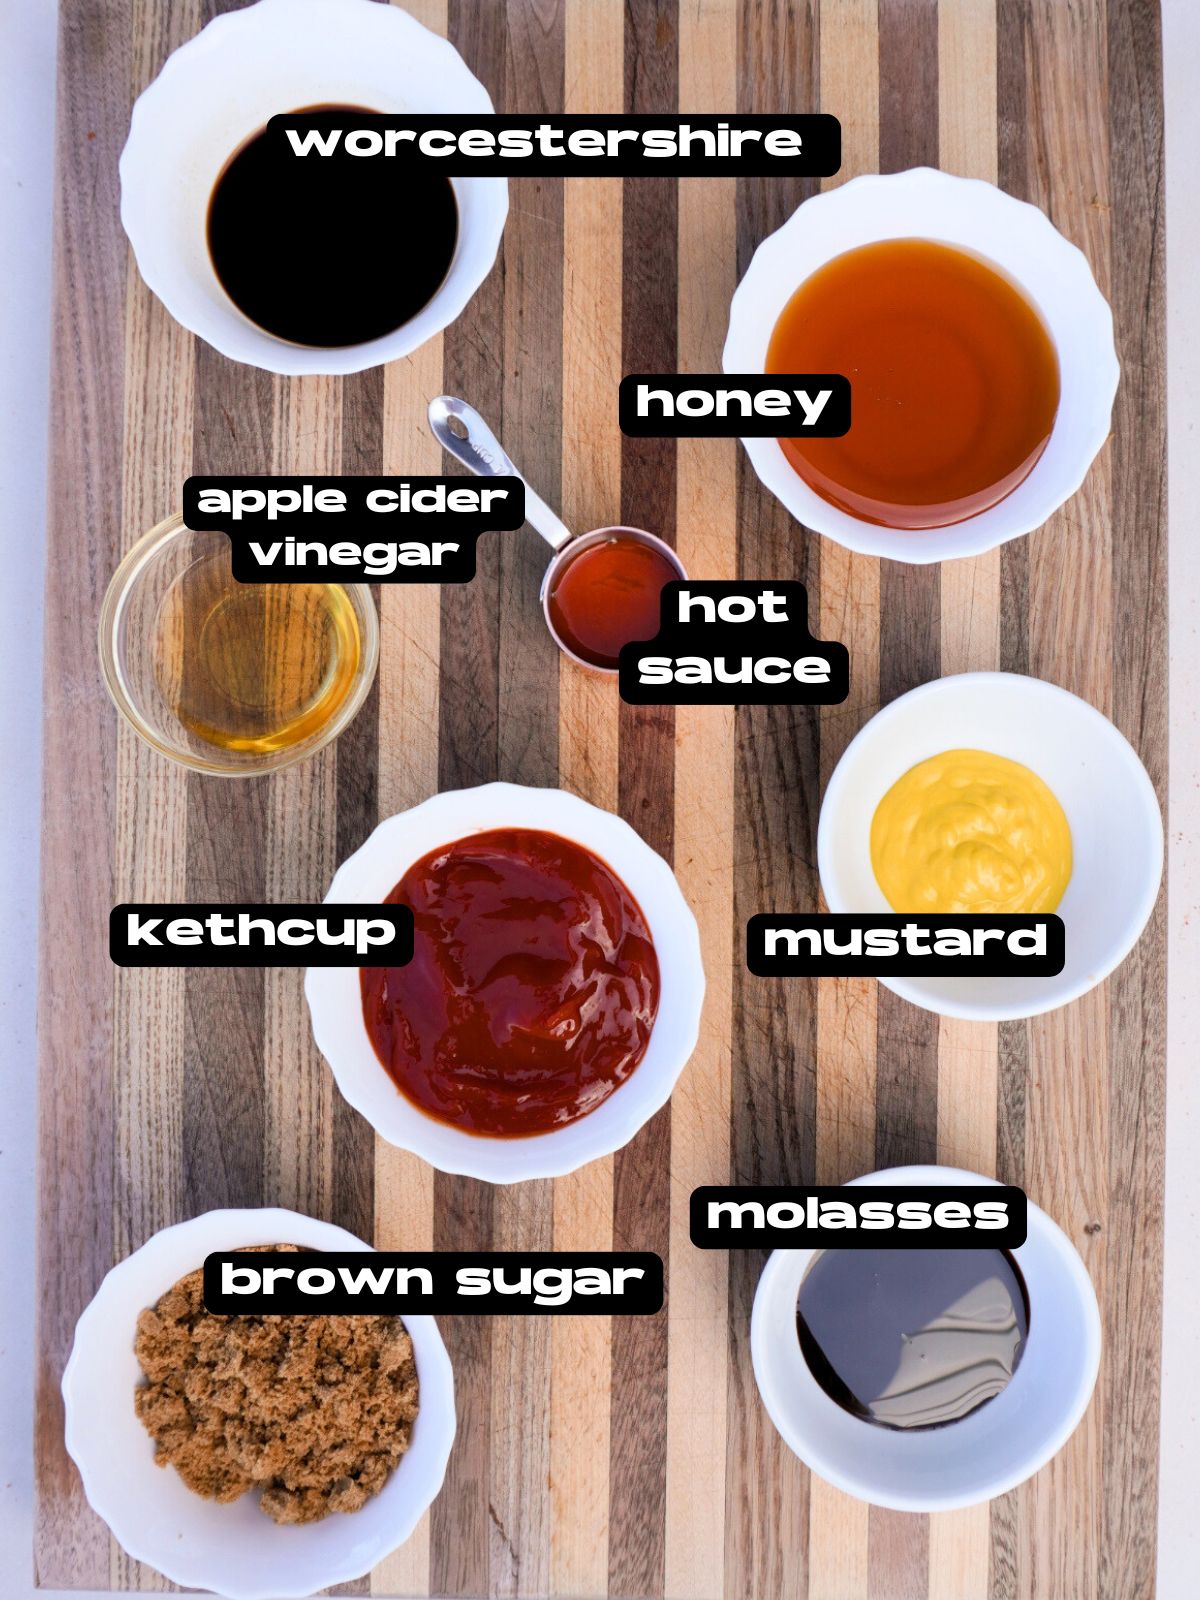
[546,533,679,670]
[360,828,661,1137]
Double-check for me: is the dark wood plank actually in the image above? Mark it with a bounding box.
[488,6,565,1592]
[990,13,1032,1590]
[728,4,821,1595]
[608,7,679,1592]
[1101,3,1168,1596]
[429,8,508,1593]
[33,0,132,1583]
[183,346,275,1214]
[332,366,385,1244]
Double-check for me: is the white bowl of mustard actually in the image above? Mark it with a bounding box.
[817,673,1163,1020]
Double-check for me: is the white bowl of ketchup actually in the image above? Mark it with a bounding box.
[305,783,705,1182]
[722,167,1118,563]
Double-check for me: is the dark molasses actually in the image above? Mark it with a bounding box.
[797,1247,1029,1430]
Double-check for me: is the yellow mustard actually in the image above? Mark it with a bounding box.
[870,748,1072,915]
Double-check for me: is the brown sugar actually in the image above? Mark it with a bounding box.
[133,1245,420,1525]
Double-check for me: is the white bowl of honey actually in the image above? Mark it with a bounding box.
[305,782,705,1183]
[723,167,1118,562]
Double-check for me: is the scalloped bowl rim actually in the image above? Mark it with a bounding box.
[816,672,1164,1020]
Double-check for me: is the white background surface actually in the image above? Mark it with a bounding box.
[1,2,1196,1596]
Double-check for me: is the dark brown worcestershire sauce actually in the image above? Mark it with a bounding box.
[207,105,458,347]
[360,828,661,1138]
[797,1247,1029,1430]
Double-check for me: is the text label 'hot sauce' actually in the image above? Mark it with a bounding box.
[360,828,660,1137]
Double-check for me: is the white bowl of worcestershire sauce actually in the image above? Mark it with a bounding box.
[723,167,1118,563]
[305,783,705,1183]
[119,0,507,374]
[751,1166,1101,1511]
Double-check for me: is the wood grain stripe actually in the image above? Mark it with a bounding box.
[112,269,194,1261]
[365,50,448,1600]
[810,3,878,1594]
[34,0,132,1585]
[370,241,447,1598]
[487,6,565,1587]
[870,4,941,1595]
[729,4,821,1596]
[264,376,341,1222]
[1019,7,1112,1597]
[110,180,196,1600]
[664,5,737,1595]
[330,360,386,1253]
[183,0,279,1234]
[990,6,1033,1579]
[607,6,679,1597]
[1102,2,1167,1593]
[872,0,940,1194]
[428,5,509,1590]
[932,0,1000,1266]
[550,3,623,1596]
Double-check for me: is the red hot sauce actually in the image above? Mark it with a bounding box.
[546,533,680,670]
[360,828,661,1137]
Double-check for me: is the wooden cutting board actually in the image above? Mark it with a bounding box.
[34,1,1166,1596]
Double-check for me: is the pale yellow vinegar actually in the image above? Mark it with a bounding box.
[870,749,1072,915]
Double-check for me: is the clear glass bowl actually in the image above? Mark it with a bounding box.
[98,512,379,776]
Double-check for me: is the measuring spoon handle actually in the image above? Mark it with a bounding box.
[428,395,573,552]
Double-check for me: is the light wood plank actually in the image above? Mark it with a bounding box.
[549,4,624,1596]
[665,2,737,1591]
[812,3,879,1589]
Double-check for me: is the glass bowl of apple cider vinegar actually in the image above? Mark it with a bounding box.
[99,512,379,775]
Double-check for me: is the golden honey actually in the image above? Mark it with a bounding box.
[766,239,1061,529]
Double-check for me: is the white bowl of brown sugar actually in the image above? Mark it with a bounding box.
[62,1208,455,1599]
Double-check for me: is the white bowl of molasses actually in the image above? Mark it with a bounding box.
[751,1165,1101,1511]
[723,167,1118,563]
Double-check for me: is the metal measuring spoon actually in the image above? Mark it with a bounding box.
[428,395,684,673]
